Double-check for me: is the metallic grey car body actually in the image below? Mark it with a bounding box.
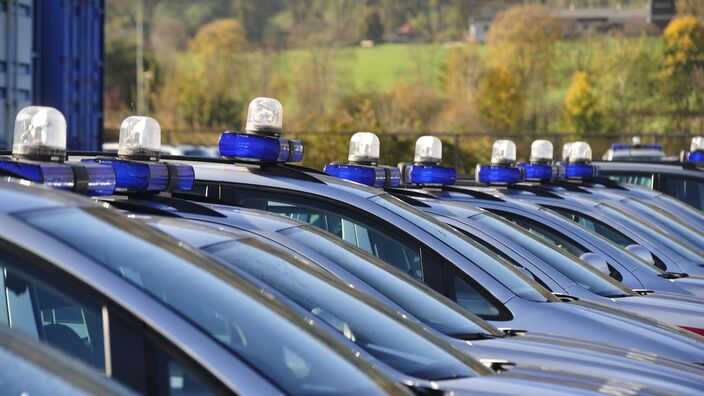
[395,194,704,331]
[124,197,704,394]
[412,185,704,298]
[0,179,407,396]
[151,158,704,363]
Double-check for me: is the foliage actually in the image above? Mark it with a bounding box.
[563,71,605,134]
[486,4,562,130]
[476,67,524,132]
[103,1,704,140]
[660,16,704,129]
[360,9,385,43]
[165,18,250,129]
[591,36,662,133]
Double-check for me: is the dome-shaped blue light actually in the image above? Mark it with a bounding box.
[405,165,456,186]
[517,163,552,181]
[476,165,522,184]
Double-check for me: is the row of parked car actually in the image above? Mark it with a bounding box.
[1,99,704,395]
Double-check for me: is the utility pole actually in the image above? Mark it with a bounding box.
[136,0,145,115]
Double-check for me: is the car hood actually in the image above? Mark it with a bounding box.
[459,333,704,394]
[496,299,704,363]
[609,294,704,328]
[436,366,679,396]
[673,275,704,298]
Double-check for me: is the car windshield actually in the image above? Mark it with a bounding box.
[18,207,396,396]
[205,237,486,381]
[620,199,704,251]
[280,225,502,338]
[472,215,631,298]
[371,194,553,302]
[597,203,704,263]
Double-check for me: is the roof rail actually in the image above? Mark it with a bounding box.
[506,185,564,199]
[385,191,432,208]
[384,187,437,198]
[539,181,592,194]
[66,151,327,184]
[123,194,228,217]
[441,185,505,202]
[101,198,182,218]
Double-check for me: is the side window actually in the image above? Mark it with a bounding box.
[546,206,635,248]
[446,269,501,318]
[487,211,626,282]
[0,251,216,396]
[487,210,588,258]
[664,177,704,211]
[228,187,424,281]
[454,228,553,292]
[3,267,106,371]
[607,174,654,188]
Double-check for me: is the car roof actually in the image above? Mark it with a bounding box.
[594,161,704,178]
[158,157,385,199]
[0,178,96,213]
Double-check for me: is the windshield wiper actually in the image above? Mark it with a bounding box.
[449,332,497,341]
[605,293,631,299]
[659,272,689,279]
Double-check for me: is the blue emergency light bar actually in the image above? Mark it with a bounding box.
[0,159,73,190]
[610,143,663,151]
[83,158,194,193]
[404,165,456,186]
[562,163,596,179]
[71,162,118,196]
[0,157,117,196]
[170,164,196,191]
[687,151,704,163]
[219,132,303,163]
[476,165,522,184]
[85,159,167,192]
[517,163,553,181]
[324,163,401,188]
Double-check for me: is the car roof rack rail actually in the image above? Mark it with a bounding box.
[506,185,564,199]
[440,185,505,202]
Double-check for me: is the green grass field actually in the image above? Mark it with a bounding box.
[277,43,454,91]
[273,36,660,101]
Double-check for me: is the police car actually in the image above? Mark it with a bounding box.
[67,97,704,363]
[595,137,704,210]
[104,190,704,391]
[5,107,700,395]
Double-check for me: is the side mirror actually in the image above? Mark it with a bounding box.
[625,244,655,265]
[579,252,610,275]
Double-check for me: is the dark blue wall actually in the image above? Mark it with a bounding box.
[0,0,34,150]
[34,0,104,151]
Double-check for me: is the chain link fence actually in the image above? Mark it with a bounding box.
[104,129,701,172]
